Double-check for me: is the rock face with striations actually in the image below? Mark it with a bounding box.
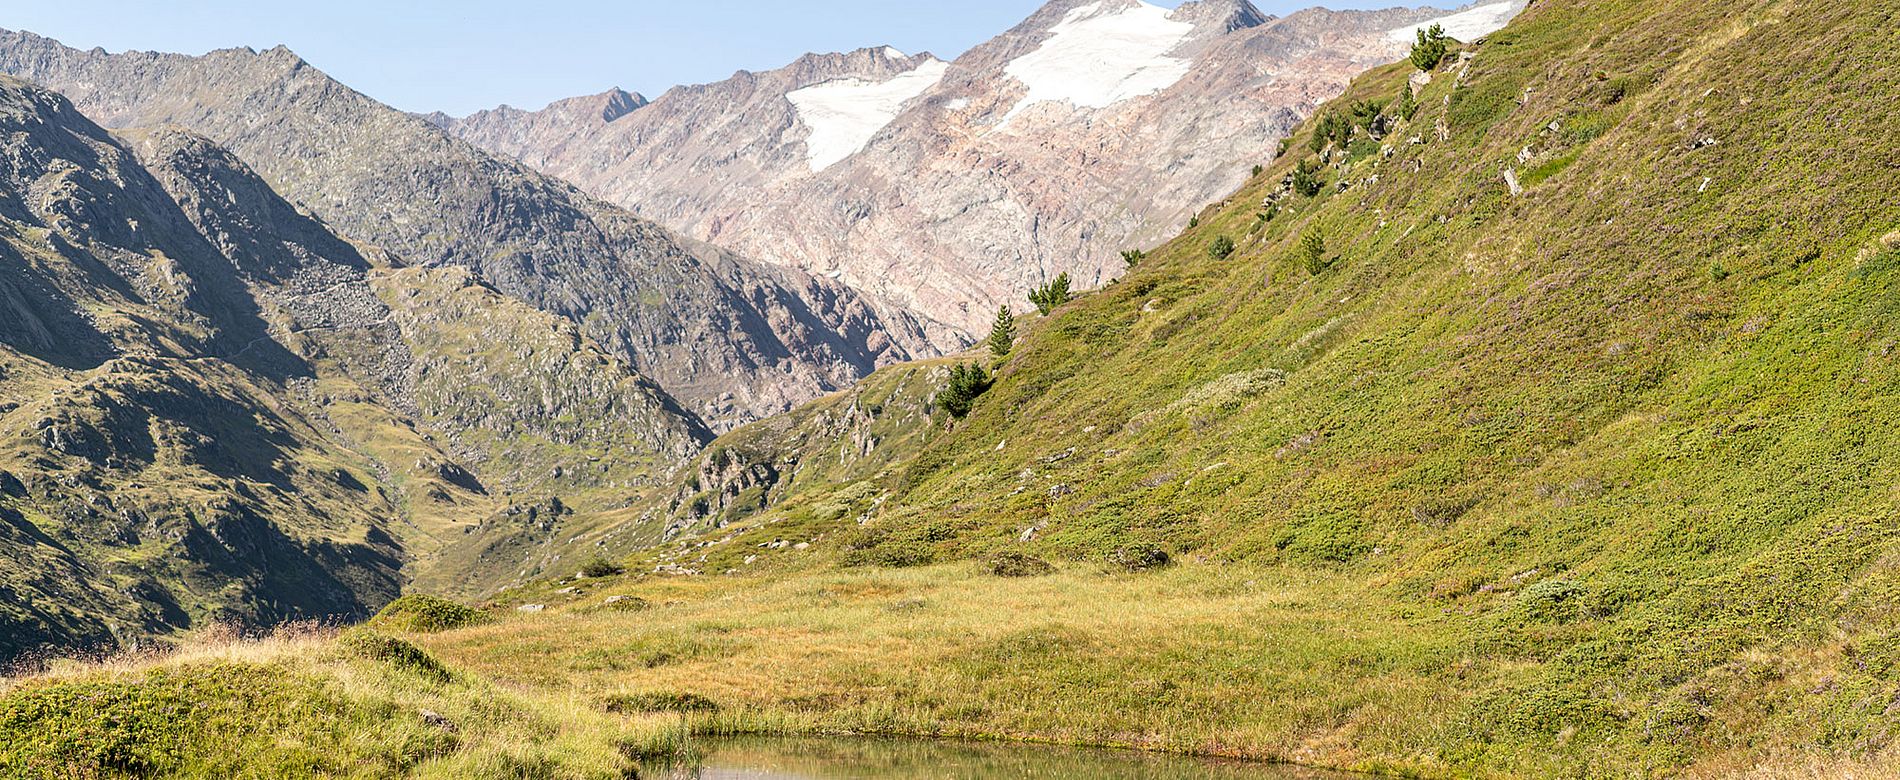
[0,30,937,429]
[433,0,1526,334]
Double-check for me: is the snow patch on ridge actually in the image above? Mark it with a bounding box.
[788,59,951,171]
[1384,2,1517,45]
[999,1,1196,124]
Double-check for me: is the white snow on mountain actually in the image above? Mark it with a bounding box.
[999,1,1195,123]
[788,58,951,171]
[1384,1,1518,44]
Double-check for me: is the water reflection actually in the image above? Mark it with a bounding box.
[641,736,1356,779]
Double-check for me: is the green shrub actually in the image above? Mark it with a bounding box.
[1028,273,1072,315]
[987,305,1016,358]
[1514,579,1590,624]
[580,556,625,578]
[338,630,452,684]
[1120,248,1145,267]
[838,525,935,568]
[602,691,719,715]
[1410,23,1449,71]
[1349,99,1387,132]
[1396,86,1420,121]
[988,551,1056,577]
[936,363,992,419]
[1109,544,1171,572]
[1251,164,1264,177]
[1207,235,1236,261]
[368,594,487,633]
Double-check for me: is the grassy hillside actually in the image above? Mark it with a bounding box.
[8,0,1900,776]
[426,0,1900,774]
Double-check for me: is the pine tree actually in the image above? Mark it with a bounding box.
[1301,229,1329,276]
[1292,158,1324,198]
[936,363,993,419]
[1411,23,1449,71]
[1207,235,1236,261]
[988,305,1016,358]
[1120,249,1145,268]
[1028,273,1072,315]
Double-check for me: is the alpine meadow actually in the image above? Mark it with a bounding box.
[2,0,1898,778]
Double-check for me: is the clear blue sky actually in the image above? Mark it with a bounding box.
[4,1,1407,116]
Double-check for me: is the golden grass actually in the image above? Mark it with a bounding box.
[1,622,692,779]
[419,562,1481,776]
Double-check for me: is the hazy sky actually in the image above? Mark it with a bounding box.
[5,1,1408,116]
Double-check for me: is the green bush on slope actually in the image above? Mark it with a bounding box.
[368,594,488,633]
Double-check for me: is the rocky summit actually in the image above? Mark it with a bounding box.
[435,0,1527,336]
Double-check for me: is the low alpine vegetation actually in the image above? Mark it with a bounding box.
[367,595,487,633]
[988,551,1056,577]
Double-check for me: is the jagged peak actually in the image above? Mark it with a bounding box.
[580,87,646,122]
[1171,0,1273,32]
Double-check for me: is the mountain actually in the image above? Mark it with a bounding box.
[0,74,712,660]
[0,31,937,429]
[7,0,1900,776]
[435,0,1526,335]
[435,0,1898,774]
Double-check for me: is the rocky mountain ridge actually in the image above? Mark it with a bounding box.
[437,0,1526,334]
[0,30,936,429]
[0,74,709,660]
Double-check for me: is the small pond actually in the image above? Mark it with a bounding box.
[639,736,1357,779]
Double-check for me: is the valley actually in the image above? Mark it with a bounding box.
[4,0,1900,777]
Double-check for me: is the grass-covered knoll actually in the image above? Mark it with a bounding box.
[466,0,1900,774]
[367,595,490,633]
[0,627,690,778]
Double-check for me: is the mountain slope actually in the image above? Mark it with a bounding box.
[0,75,712,661]
[0,32,934,428]
[421,0,1900,774]
[6,0,1900,776]
[439,0,1524,335]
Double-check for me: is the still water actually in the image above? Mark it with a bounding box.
[640,736,1357,779]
